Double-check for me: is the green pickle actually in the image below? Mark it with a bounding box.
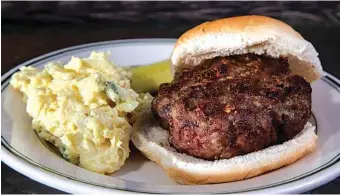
[130,59,173,93]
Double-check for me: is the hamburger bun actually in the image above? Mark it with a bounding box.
[171,15,323,83]
[131,108,317,184]
[131,15,320,184]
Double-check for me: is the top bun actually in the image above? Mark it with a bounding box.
[171,15,323,83]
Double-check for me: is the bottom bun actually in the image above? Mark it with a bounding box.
[131,109,317,185]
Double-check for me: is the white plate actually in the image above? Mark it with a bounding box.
[2,39,340,194]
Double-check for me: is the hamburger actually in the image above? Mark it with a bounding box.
[131,15,323,184]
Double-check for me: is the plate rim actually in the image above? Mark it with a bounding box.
[1,38,340,194]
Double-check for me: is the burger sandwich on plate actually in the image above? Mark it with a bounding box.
[131,15,323,184]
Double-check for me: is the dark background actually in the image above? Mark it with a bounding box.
[2,1,340,194]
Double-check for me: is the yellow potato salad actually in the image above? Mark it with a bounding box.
[10,52,152,174]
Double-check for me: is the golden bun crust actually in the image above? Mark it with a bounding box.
[131,109,317,185]
[171,15,323,83]
[175,15,303,47]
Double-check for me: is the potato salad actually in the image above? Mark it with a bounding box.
[10,52,152,174]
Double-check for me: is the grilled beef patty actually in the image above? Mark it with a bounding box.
[152,54,312,160]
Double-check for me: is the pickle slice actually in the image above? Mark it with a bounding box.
[130,60,173,93]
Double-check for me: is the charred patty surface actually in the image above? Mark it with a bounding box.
[152,54,312,160]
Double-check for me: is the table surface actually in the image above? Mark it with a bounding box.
[1,1,340,194]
